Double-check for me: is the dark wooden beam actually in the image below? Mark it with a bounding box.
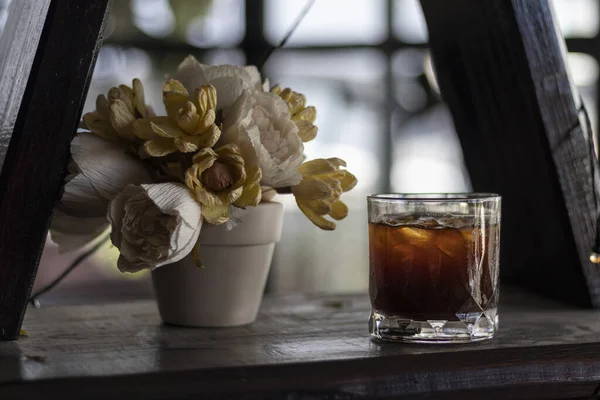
[0,0,112,340]
[420,0,600,306]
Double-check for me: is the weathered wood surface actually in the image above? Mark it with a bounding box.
[1,289,600,399]
[421,0,600,307]
[0,0,112,340]
[0,0,50,172]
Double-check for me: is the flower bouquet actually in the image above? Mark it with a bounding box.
[50,56,356,326]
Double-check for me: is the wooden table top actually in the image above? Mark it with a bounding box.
[1,287,600,399]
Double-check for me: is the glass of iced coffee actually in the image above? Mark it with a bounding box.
[368,193,501,343]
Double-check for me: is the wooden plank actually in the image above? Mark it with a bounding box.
[420,0,600,307]
[1,289,600,399]
[0,0,50,172]
[0,0,112,340]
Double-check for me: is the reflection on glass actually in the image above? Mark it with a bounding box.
[392,0,428,44]
[553,0,599,38]
[265,50,387,294]
[265,0,386,45]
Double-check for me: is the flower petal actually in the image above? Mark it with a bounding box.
[109,99,135,133]
[327,158,347,168]
[82,112,117,140]
[163,79,190,119]
[132,78,147,118]
[288,92,307,114]
[233,165,262,207]
[143,138,178,157]
[297,201,336,231]
[191,124,221,148]
[132,117,168,140]
[304,199,332,216]
[208,76,255,113]
[292,177,334,201]
[295,106,316,123]
[49,209,109,253]
[233,91,304,187]
[150,120,184,138]
[143,183,202,226]
[71,132,152,199]
[190,147,218,171]
[96,94,110,116]
[195,109,216,133]
[176,127,218,152]
[202,201,231,225]
[109,183,202,271]
[261,186,277,201]
[59,174,109,217]
[296,120,318,142]
[298,159,337,177]
[329,200,348,220]
[176,101,200,134]
[174,137,199,153]
[174,55,208,94]
[176,62,264,115]
[340,171,358,192]
[194,85,217,115]
[234,182,261,208]
[109,87,133,111]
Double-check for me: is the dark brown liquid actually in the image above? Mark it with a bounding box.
[369,214,499,321]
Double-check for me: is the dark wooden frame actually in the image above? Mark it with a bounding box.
[421,0,600,306]
[0,0,112,340]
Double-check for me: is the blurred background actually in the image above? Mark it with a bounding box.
[2,0,597,302]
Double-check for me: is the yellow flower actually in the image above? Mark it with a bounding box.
[133,79,221,157]
[82,79,149,142]
[185,144,262,224]
[292,158,357,230]
[271,85,318,142]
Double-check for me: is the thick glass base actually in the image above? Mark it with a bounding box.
[369,310,498,343]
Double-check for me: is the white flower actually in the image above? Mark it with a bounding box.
[174,55,265,116]
[50,133,152,252]
[108,183,202,272]
[221,89,304,188]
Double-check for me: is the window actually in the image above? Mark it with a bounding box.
[36,0,600,297]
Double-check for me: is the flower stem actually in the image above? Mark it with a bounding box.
[29,234,110,307]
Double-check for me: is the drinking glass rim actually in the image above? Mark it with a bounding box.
[368,193,501,202]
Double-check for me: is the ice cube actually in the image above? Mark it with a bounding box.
[435,229,465,258]
[395,226,433,244]
[392,242,415,262]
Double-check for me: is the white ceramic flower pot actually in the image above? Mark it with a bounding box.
[151,202,284,327]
